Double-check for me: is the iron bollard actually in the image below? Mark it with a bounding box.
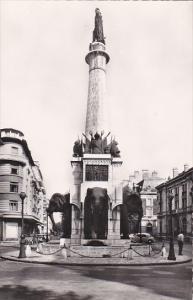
[18,235,26,258]
[128,246,133,260]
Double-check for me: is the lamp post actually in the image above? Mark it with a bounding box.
[18,192,26,258]
[135,184,143,243]
[167,191,176,260]
[46,208,49,242]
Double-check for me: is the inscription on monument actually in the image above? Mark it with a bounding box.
[85,165,108,181]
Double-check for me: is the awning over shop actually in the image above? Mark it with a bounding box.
[0,214,43,225]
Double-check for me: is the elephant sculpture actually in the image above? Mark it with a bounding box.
[120,187,143,238]
[84,187,109,239]
[47,193,71,238]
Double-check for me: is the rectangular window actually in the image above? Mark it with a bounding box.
[182,184,187,192]
[175,187,179,195]
[11,167,18,175]
[159,192,162,212]
[10,182,18,193]
[182,197,187,209]
[146,198,152,206]
[146,208,153,217]
[175,197,179,209]
[175,189,179,209]
[182,184,187,209]
[85,165,108,181]
[11,146,18,155]
[153,198,159,215]
[141,198,146,213]
[9,201,18,211]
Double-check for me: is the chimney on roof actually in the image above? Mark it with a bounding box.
[142,170,149,179]
[152,171,158,178]
[184,164,189,172]
[129,175,135,181]
[172,168,178,178]
[134,170,139,178]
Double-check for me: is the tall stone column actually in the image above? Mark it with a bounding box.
[71,9,123,246]
[85,18,110,135]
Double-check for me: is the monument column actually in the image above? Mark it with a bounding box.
[71,9,123,245]
[85,8,110,136]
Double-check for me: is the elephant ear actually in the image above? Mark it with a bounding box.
[87,188,92,196]
[103,188,108,195]
[64,193,70,204]
[103,189,109,208]
[104,189,110,200]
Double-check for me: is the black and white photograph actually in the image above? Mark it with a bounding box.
[0,1,192,300]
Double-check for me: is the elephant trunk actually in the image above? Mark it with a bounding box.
[47,209,57,232]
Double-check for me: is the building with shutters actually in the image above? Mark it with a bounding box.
[0,128,47,241]
[156,166,193,240]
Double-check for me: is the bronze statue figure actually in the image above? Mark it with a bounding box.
[82,132,92,153]
[110,139,120,157]
[90,132,103,154]
[82,131,113,155]
[93,8,105,44]
[73,139,83,157]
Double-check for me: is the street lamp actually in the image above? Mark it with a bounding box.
[167,191,176,261]
[18,192,26,258]
[135,184,143,243]
[46,207,49,242]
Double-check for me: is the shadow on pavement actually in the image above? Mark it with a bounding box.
[0,285,93,300]
[62,263,192,300]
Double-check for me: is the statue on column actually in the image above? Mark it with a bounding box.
[82,132,92,153]
[73,139,83,157]
[91,132,103,154]
[110,139,120,157]
[82,131,111,154]
[93,8,105,45]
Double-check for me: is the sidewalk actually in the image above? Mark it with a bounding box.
[1,247,191,266]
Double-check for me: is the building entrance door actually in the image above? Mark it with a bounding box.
[146,222,153,234]
[6,222,18,239]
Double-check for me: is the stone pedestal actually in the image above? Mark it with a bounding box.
[70,154,123,245]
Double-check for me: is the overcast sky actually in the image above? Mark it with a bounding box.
[1,1,192,197]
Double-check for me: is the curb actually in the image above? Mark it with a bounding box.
[0,255,192,267]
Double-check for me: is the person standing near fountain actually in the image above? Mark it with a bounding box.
[177,232,184,255]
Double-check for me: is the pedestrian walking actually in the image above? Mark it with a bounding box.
[161,245,167,259]
[177,232,184,255]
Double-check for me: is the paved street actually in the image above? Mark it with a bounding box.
[0,256,192,300]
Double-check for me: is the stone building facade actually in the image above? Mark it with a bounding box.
[156,166,193,240]
[0,128,46,240]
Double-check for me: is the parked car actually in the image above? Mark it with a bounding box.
[129,233,155,244]
[128,233,135,240]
